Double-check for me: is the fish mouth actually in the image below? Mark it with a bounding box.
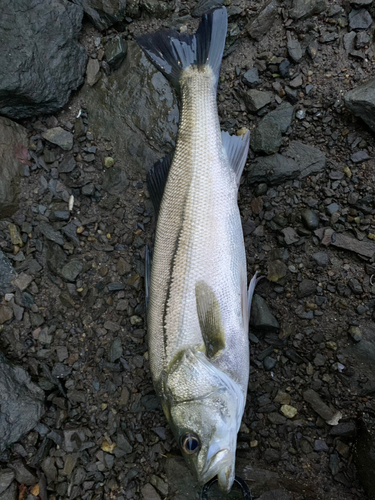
[199,448,232,486]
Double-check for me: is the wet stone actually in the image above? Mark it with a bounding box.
[312,251,328,267]
[303,389,334,421]
[248,154,300,185]
[287,33,303,62]
[264,356,277,370]
[330,422,357,436]
[0,470,14,495]
[351,150,369,163]
[301,208,319,230]
[86,58,101,87]
[290,0,327,19]
[61,260,83,282]
[348,278,363,295]
[246,0,279,41]
[243,89,272,112]
[108,338,123,363]
[0,306,13,325]
[250,294,279,331]
[9,461,37,486]
[58,155,76,173]
[348,326,362,342]
[251,118,282,154]
[267,260,288,282]
[141,483,161,500]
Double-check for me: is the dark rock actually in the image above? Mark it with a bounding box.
[243,89,273,112]
[0,481,17,500]
[9,461,37,486]
[38,223,64,246]
[351,150,370,163]
[315,227,375,258]
[81,42,178,176]
[303,389,335,421]
[0,470,14,495]
[356,31,371,48]
[0,251,16,296]
[312,251,328,266]
[246,0,279,41]
[0,0,87,119]
[327,202,340,215]
[0,117,28,218]
[301,208,319,230]
[141,484,161,500]
[284,141,326,178]
[266,102,295,133]
[192,0,225,17]
[349,8,373,29]
[330,422,357,437]
[250,294,279,331]
[243,68,260,87]
[354,414,375,499]
[0,306,13,325]
[290,0,327,20]
[344,31,357,53]
[348,326,362,342]
[41,127,73,151]
[58,155,76,174]
[142,0,171,18]
[279,59,291,78]
[105,36,128,70]
[61,260,83,282]
[282,227,299,245]
[344,77,375,132]
[46,242,68,276]
[264,356,277,371]
[108,338,123,363]
[258,491,291,500]
[284,86,299,104]
[102,165,129,195]
[348,278,363,294]
[264,448,280,462]
[71,0,127,30]
[267,259,288,282]
[298,279,316,298]
[0,352,44,452]
[248,154,300,185]
[250,118,282,154]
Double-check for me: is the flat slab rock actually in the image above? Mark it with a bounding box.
[0,352,44,452]
[284,141,326,178]
[315,227,375,258]
[71,0,127,30]
[0,0,87,119]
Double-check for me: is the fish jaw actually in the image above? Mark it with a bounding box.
[199,447,236,492]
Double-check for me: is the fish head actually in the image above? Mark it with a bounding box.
[164,348,245,492]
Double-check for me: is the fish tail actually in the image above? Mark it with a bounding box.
[136,7,228,92]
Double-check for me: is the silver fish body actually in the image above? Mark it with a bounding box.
[137,8,254,492]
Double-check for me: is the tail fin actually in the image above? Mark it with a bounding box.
[136,7,228,91]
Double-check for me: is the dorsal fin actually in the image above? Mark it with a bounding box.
[146,150,174,219]
[195,281,225,358]
[221,130,250,187]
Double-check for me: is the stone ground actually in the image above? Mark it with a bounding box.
[1,0,375,499]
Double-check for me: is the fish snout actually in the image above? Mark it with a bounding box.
[199,448,235,490]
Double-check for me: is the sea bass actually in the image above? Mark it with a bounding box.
[137,8,257,492]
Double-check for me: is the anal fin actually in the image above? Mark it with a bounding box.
[221,130,250,187]
[195,281,225,358]
[146,150,174,219]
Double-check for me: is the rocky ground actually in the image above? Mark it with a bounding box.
[1,0,375,499]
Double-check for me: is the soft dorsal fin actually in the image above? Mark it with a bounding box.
[195,281,225,358]
[146,150,174,219]
[221,130,250,187]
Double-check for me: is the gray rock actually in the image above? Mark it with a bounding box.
[46,242,68,276]
[284,141,326,178]
[0,251,16,296]
[243,68,260,87]
[41,127,73,151]
[0,0,87,119]
[248,154,300,185]
[312,251,328,266]
[0,118,28,218]
[105,36,128,70]
[250,118,282,154]
[0,351,44,452]
[266,102,295,133]
[246,0,279,41]
[192,0,225,17]
[58,155,76,173]
[290,0,327,20]
[102,165,129,195]
[345,77,375,133]
[8,461,37,486]
[250,294,279,331]
[0,470,14,495]
[344,31,357,53]
[71,0,127,30]
[0,481,17,500]
[327,202,340,215]
[61,260,83,282]
[141,484,161,500]
[356,30,371,48]
[142,0,171,18]
[264,356,277,370]
[351,150,370,163]
[282,227,299,245]
[243,89,273,112]
[314,227,375,258]
[166,457,201,500]
[298,279,316,298]
[354,414,375,499]
[287,33,303,62]
[301,208,319,230]
[86,58,101,87]
[80,42,178,176]
[349,8,373,29]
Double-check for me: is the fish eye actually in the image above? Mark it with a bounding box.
[181,432,201,455]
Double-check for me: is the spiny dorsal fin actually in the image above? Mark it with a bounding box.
[221,130,250,187]
[146,150,174,219]
[195,281,225,358]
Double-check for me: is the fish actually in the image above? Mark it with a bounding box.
[137,7,257,492]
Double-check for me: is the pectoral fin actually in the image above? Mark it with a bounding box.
[195,281,225,358]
